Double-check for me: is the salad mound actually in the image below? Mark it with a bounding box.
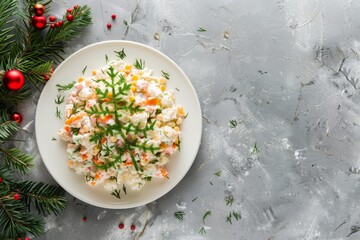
[58,59,185,193]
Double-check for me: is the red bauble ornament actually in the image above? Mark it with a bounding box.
[67,14,74,21]
[2,69,25,91]
[43,75,50,81]
[49,15,56,22]
[13,193,20,200]
[11,112,22,123]
[25,238,30,240]
[107,23,112,29]
[118,223,124,229]
[0,178,3,183]
[34,4,45,16]
[32,15,47,29]
[111,14,116,20]
[130,224,136,231]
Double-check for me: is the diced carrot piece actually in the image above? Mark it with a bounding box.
[82,154,87,161]
[147,97,157,105]
[101,137,107,144]
[160,142,167,149]
[78,77,84,82]
[64,125,70,132]
[160,167,168,178]
[124,161,133,166]
[95,173,101,180]
[103,114,112,123]
[90,181,96,186]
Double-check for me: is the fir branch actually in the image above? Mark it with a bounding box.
[11,181,66,216]
[0,86,32,107]
[0,110,18,143]
[0,148,34,175]
[0,196,45,238]
[0,0,17,57]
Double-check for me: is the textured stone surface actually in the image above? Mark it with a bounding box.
[21,0,360,239]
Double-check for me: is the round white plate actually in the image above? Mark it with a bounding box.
[35,40,202,209]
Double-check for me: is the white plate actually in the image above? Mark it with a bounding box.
[35,40,202,209]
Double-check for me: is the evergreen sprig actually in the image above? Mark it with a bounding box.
[0,0,92,238]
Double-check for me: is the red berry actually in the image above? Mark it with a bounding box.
[43,75,50,81]
[118,223,124,229]
[107,23,112,29]
[13,193,20,200]
[67,14,74,21]
[0,178,3,183]
[11,112,22,123]
[130,224,135,231]
[49,15,56,22]
[67,8,72,13]
[55,22,60,27]
[111,14,116,20]
[74,5,79,9]
[82,216,87,222]
[25,238,30,240]
[58,21,64,26]
[50,24,55,29]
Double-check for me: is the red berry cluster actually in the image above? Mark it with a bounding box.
[17,238,30,240]
[49,5,78,29]
[106,14,117,29]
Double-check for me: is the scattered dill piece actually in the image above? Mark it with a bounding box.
[114,48,126,59]
[71,127,80,135]
[184,113,189,119]
[144,176,152,181]
[202,211,211,222]
[55,106,61,119]
[111,189,121,199]
[123,19,128,26]
[233,211,240,221]
[229,119,237,128]
[209,181,213,185]
[122,184,127,195]
[174,211,185,221]
[251,142,260,155]
[214,171,221,177]
[161,70,170,80]
[226,212,232,224]
[56,81,76,92]
[82,65,87,75]
[73,145,81,153]
[192,197,198,202]
[105,54,109,63]
[225,195,234,206]
[175,88,179,91]
[197,27,206,32]
[199,227,206,235]
[51,137,57,141]
[134,59,145,69]
[55,95,65,105]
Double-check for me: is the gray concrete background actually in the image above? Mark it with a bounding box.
[18,0,360,239]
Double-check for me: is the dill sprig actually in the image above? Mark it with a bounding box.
[229,119,237,128]
[111,189,121,199]
[123,19,128,26]
[105,54,109,63]
[202,210,211,222]
[51,137,57,141]
[161,70,170,80]
[192,197,198,202]
[54,95,65,105]
[251,142,260,155]
[55,106,61,119]
[82,65,87,75]
[199,226,206,235]
[214,170,221,177]
[226,212,232,224]
[56,81,76,92]
[114,49,126,60]
[225,195,234,206]
[134,59,145,70]
[122,184,127,195]
[174,211,185,221]
[197,27,206,32]
[233,211,240,221]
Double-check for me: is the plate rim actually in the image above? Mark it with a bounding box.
[35,40,202,209]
